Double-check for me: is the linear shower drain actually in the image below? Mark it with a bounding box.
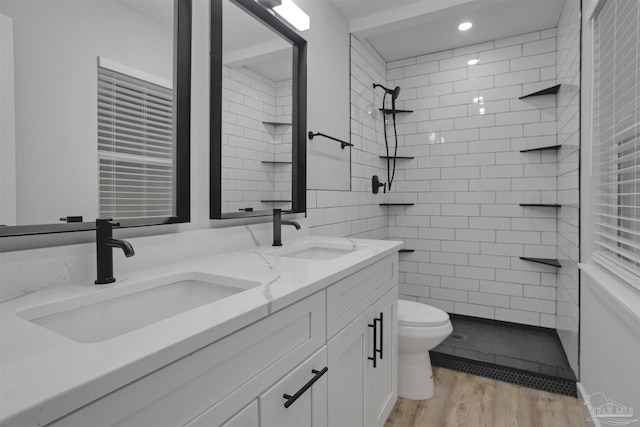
[430,352,577,397]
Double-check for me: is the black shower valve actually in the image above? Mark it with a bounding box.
[372,175,386,194]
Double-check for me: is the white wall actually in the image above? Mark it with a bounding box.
[0,0,172,226]
[297,0,351,191]
[307,35,389,239]
[580,267,640,420]
[0,13,16,226]
[386,30,560,327]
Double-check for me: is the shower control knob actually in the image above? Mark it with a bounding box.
[372,175,386,194]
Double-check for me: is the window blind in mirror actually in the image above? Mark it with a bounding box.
[97,62,174,219]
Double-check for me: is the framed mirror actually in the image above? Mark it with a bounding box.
[0,0,191,237]
[210,0,306,219]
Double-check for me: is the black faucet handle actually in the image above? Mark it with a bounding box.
[96,218,120,228]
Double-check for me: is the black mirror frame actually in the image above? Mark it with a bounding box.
[210,0,307,219]
[0,0,192,238]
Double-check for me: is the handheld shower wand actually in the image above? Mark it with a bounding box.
[373,83,401,191]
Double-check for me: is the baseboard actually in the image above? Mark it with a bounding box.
[577,382,601,427]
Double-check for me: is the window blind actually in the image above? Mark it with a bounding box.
[97,63,174,219]
[593,0,640,286]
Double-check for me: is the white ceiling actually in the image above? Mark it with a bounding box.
[114,0,292,81]
[331,0,566,62]
[332,0,426,19]
[223,0,292,81]
[113,0,173,28]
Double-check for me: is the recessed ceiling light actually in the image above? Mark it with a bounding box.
[467,59,479,65]
[458,22,472,31]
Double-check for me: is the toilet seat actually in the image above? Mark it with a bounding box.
[398,300,449,327]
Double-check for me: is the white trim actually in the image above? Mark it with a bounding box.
[585,0,607,23]
[592,252,640,290]
[97,57,172,89]
[577,382,604,427]
[579,263,640,335]
[0,13,16,226]
[589,19,595,178]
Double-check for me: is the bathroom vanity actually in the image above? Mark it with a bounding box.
[0,237,401,427]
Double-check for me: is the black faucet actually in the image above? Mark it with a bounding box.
[273,209,301,246]
[95,219,135,284]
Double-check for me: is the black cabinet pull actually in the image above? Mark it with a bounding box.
[282,367,328,408]
[368,320,378,368]
[378,312,384,360]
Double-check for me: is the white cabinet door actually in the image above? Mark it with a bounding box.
[220,400,259,427]
[327,309,368,427]
[364,288,397,427]
[328,286,398,427]
[260,347,328,427]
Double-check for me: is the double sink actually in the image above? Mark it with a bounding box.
[17,241,361,344]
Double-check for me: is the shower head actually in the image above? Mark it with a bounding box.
[373,83,401,101]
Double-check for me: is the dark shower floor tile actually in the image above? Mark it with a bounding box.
[432,314,577,382]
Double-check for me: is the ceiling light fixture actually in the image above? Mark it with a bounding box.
[273,0,310,31]
[467,59,479,65]
[458,22,472,31]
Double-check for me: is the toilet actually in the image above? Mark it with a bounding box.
[397,300,453,400]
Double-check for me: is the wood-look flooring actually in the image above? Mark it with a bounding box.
[384,367,590,427]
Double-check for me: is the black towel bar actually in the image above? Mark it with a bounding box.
[308,131,353,149]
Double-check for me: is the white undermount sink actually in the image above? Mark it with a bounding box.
[17,272,260,343]
[268,241,361,261]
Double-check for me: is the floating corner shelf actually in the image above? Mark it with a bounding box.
[261,200,292,203]
[519,204,561,208]
[379,156,415,160]
[399,249,415,253]
[519,84,561,99]
[379,203,415,206]
[520,145,562,153]
[379,108,414,114]
[520,257,561,268]
[262,121,292,126]
[261,161,292,164]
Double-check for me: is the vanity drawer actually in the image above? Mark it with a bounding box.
[326,254,397,339]
[48,291,326,427]
[189,347,328,427]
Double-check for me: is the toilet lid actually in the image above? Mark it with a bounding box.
[398,300,450,327]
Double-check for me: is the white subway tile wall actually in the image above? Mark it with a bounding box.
[386,29,560,327]
[221,65,293,213]
[307,35,389,238]
[555,0,581,377]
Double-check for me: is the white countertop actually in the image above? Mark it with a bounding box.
[0,236,401,427]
